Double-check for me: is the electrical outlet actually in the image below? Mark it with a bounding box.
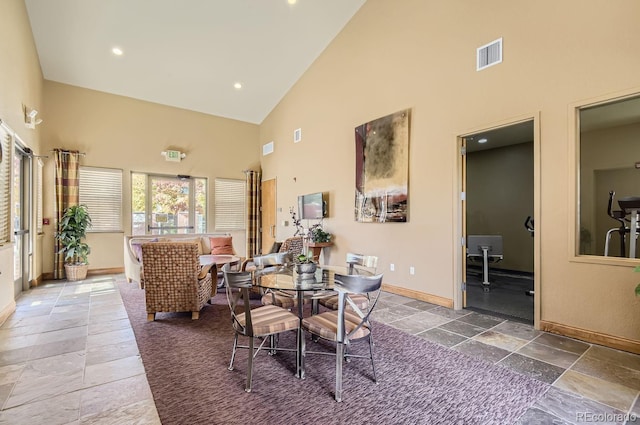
[390,263,395,271]
[410,266,415,275]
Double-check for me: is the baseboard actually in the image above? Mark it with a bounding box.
[0,300,16,326]
[41,267,125,282]
[31,274,43,286]
[87,267,124,276]
[540,320,640,355]
[381,282,453,309]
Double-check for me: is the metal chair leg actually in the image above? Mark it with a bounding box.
[228,334,238,371]
[246,337,254,392]
[269,334,278,355]
[369,333,377,384]
[335,342,344,402]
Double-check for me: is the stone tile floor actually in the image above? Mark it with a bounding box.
[0,274,638,424]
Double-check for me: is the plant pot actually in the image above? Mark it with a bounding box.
[64,264,88,281]
[295,262,317,279]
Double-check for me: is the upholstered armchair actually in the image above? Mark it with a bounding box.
[141,242,215,321]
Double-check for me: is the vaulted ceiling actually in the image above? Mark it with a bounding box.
[25,0,366,124]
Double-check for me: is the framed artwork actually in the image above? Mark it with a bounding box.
[354,109,410,222]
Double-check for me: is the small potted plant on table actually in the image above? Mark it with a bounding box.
[295,252,317,278]
[55,204,92,281]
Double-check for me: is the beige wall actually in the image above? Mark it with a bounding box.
[259,0,640,343]
[40,81,260,273]
[467,142,534,272]
[0,0,44,319]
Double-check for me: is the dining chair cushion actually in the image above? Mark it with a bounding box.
[302,310,371,341]
[318,293,368,311]
[235,305,299,336]
[261,291,297,309]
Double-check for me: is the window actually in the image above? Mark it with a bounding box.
[0,126,12,245]
[577,93,640,259]
[215,178,246,230]
[79,166,123,232]
[131,172,207,235]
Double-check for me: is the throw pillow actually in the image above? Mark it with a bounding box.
[210,236,234,255]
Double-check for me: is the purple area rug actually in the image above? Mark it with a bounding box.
[118,279,549,425]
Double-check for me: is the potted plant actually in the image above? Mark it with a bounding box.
[309,225,331,243]
[55,204,92,281]
[295,252,317,277]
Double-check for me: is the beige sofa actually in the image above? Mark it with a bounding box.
[124,233,235,287]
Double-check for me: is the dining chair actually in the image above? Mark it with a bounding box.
[223,263,299,392]
[301,272,384,402]
[244,252,301,309]
[317,253,378,312]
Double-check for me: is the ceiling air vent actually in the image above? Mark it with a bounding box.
[477,38,502,71]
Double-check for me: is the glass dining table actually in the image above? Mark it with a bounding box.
[254,264,369,379]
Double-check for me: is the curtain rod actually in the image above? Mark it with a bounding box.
[50,150,86,156]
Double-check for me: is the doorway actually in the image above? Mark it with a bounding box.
[461,120,535,324]
[261,179,276,254]
[13,144,32,296]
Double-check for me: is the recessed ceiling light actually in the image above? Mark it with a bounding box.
[112,47,123,56]
[288,0,297,5]
[234,82,242,89]
[478,138,488,144]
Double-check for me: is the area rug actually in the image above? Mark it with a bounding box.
[118,279,549,425]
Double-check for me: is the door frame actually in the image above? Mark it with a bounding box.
[13,142,32,294]
[454,113,541,326]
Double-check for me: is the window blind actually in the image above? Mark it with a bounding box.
[215,178,246,230]
[79,166,123,232]
[0,129,12,244]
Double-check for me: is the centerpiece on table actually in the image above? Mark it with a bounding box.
[289,207,332,278]
[294,252,317,278]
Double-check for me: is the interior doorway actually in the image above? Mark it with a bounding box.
[462,120,535,324]
[261,179,276,254]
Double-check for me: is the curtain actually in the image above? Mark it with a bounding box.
[53,149,81,279]
[245,170,261,259]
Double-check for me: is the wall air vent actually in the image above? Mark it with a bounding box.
[477,38,503,71]
[262,141,274,156]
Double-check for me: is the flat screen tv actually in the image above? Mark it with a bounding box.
[298,192,326,219]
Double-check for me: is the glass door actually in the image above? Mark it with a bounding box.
[149,175,192,234]
[132,173,207,235]
[13,145,31,296]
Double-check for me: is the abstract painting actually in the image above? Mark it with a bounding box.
[355,109,410,222]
